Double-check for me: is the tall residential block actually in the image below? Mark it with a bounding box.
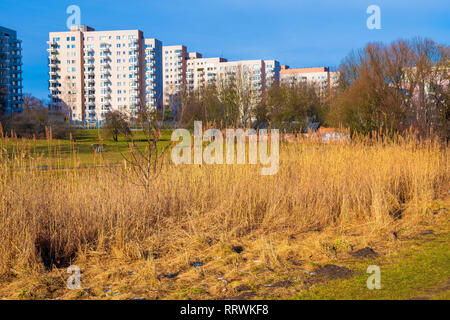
[263,60,280,87]
[0,26,23,114]
[217,60,266,98]
[186,54,227,91]
[48,26,162,123]
[185,55,267,97]
[280,66,338,94]
[162,45,187,106]
[144,39,163,111]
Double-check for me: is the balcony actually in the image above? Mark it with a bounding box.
[11,75,23,82]
[10,52,21,60]
[101,80,111,88]
[47,47,58,55]
[49,58,60,66]
[11,60,23,67]
[84,69,95,76]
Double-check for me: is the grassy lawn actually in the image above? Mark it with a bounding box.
[0,129,173,167]
[295,231,450,300]
[0,131,447,300]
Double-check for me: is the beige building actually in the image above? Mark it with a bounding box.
[48,25,162,123]
[183,56,268,102]
[263,60,280,87]
[186,54,227,91]
[217,60,266,94]
[162,45,187,106]
[0,26,23,113]
[163,46,277,108]
[280,66,338,94]
[144,38,163,111]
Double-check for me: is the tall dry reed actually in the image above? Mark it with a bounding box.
[0,133,447,276]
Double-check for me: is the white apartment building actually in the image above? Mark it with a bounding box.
[0,26,23,113]
[183,56,268,101]
[162,45,187,106]
[217,60,266,95]
[186,54,227,91]
[144,39,163,111]
[280,66,338,94]
[48,26,162,123]
[263,60,280,87]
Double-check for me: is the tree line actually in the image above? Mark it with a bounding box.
[170,37,448,139]
[1,37,448,140]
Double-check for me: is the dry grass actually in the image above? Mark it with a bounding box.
[0,132,448,299]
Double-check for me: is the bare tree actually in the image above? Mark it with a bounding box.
[330,38,449,138]
[104,110,131,142]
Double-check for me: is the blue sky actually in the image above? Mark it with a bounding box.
[1,0,449,100]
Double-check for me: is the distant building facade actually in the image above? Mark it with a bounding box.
[0,26,23,114]
[144,38,163,111]
[48,26,162,123]
[264,60,280,87]
[280,65,338,94]
[162,45,187,107]
[186,55,227,91]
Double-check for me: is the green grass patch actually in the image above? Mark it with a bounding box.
[295,233,450,300]
[0,129,173,167]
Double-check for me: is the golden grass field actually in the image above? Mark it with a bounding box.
[0,131,448,300]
